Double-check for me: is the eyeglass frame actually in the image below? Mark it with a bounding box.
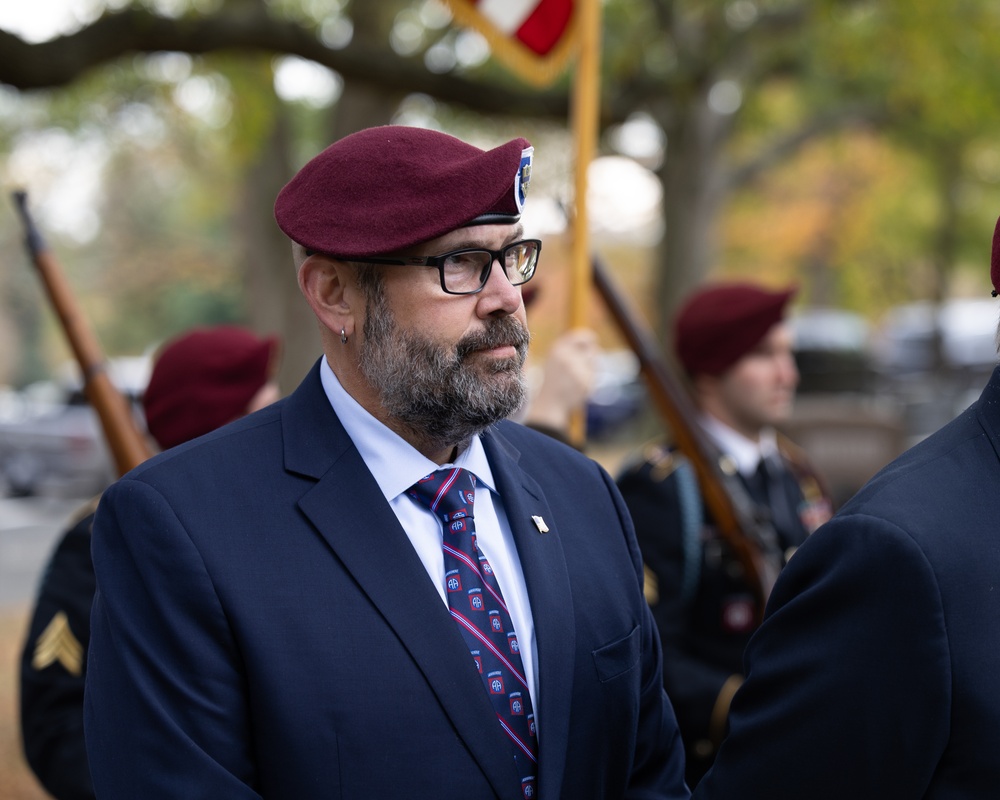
[347,238,542,296]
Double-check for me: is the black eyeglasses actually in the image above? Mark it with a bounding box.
[353,239,541,296]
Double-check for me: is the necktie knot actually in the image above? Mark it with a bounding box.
[745,458,770,504]
[746,456,804,546]
[408,468,477,525]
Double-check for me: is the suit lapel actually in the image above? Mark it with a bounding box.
[483,429,576,800]
[282,366,522,800]
[977,366,1000,460]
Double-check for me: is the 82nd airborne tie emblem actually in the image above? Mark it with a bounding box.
[489,610,504,633]
[488,671,505,695]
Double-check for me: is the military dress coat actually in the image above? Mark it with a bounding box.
[694,364,1000,798]
[84,360,689,800]
[616,437,831,784]
[20,501,98,800]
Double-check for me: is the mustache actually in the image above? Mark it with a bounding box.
[456,317,531,359]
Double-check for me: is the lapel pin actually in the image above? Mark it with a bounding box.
[531,515,549,533]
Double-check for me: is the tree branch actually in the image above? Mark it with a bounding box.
[0,6,572,119]
[725,102,888,190]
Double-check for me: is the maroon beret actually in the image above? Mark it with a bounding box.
[674,282,797,377]
[143,326,280,450]
[274,125,534,258]
[992,216,1000,296]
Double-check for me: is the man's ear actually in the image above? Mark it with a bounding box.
[298,255,354,337]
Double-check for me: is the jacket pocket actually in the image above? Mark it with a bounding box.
[592,624,640,682]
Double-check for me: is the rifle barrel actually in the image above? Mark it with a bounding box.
[11,190,152,477]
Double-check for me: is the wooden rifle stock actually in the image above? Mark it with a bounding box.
[12,190,153,477]
[591,255,782,616]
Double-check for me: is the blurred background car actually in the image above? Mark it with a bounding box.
[783,307,905,508]
[781,300,1000,507]
[0,357,150,498]
[585,349,646,440]
[872,298,1000,375]
[789,307,878,395]
[871,298,1000,441]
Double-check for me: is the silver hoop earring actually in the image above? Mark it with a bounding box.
[340,328,348,344]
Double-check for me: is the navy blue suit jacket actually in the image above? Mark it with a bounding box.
[85,362,688,799]
[694,365,1000,798]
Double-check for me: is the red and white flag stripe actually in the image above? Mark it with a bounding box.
[463,0,574,56]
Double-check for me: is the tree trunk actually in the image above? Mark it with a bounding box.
[269,3,406,389]
[234,94,312,391]
[653,93,733,353]
[927,145,962,374]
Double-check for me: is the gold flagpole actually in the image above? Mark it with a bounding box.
[567,0,603,444]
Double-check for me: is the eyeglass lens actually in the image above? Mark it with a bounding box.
[442,240,538,294]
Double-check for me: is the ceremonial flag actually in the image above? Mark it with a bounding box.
[443,0,579,86]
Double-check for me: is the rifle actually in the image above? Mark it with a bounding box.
[591,254,783,617]
[12,190,153,477]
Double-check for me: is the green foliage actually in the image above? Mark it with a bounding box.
[101,279,245,352]
[815,0,1000,140]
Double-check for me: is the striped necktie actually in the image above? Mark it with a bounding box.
[408,467,538,799]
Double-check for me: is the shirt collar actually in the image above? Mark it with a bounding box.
[319,358,497,501]
[699,413,779,477]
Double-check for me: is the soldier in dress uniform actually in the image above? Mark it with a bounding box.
[691,217,1000,799]
[19,325,280,800]
[616,281,833,787]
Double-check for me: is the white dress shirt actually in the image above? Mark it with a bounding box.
[699,413,780,479]
[319,358,540,723]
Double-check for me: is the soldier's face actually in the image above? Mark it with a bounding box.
[714,322,799,436]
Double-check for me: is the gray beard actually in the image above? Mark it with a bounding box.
[358,293,530,452]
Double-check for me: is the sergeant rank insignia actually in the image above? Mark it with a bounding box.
[32,611,84,676]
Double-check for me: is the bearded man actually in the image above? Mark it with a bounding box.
[84,126,689,800]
